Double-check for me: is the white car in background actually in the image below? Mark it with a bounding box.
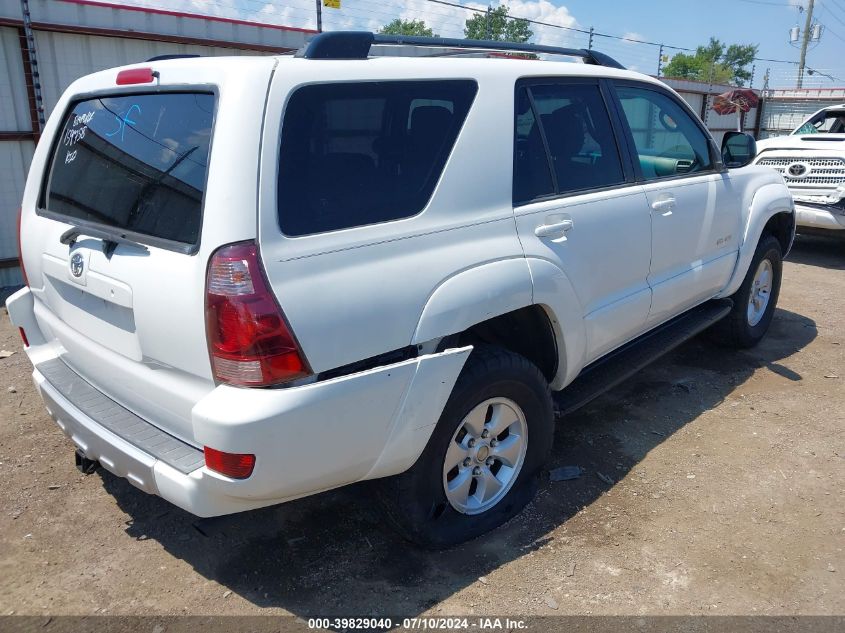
[754,104,845,236]
[7,32,794,548]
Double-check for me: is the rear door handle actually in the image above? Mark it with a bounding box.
[535,217,574,238]
[651,196,676,216]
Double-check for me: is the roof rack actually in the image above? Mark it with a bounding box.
[298,31,625,69]
[146,54,201,62]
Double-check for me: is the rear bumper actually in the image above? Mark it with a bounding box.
[32,365,250,516]
[7,287,470,517]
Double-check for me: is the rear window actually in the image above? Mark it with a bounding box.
[42,92,215,250]
[277,80,477,237]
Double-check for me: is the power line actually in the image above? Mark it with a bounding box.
[426,0,593,36]
[828,0,845,15]
[820,4,845,27]
[735,0,794,6]
[425,0,804,62]
[822,23,845,42]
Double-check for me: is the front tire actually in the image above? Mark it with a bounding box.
[710,234,782,348]
[377,346,554,549]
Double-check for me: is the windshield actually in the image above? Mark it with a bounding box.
[793,109,845,135]
[42,92,215,250]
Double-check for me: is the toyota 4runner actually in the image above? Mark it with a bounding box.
[6,32,795,547]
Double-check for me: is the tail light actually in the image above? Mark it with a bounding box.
[205,241,310,387]
[203,446,255,479]
[16,208,28,286]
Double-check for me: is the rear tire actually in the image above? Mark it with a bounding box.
[710,234,782,349]
[377,345,554,549]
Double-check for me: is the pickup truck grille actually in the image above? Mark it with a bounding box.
[756,156,845,186]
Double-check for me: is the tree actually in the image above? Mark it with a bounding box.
[662,37,758,86]
[380,19,437,38]
[464,5,532,43]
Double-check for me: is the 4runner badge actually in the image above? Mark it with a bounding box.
[70,253,84,278]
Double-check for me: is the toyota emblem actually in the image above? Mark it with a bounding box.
[786,162,809,178]
[70,253,84,278]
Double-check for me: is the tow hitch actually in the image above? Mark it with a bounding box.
[75,449,100,475]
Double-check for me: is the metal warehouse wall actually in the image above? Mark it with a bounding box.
[34,31,261,118]
[662,77,760,147]
[0,0,312,287]
[757,88,845,139]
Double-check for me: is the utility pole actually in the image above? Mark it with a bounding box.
[486,5,492,39]
[588,26,594,50]
[19,0,44,132]
[703,61,716,127]
[656,43,664,77]
[316,0,322,32]
[797,0,814,89]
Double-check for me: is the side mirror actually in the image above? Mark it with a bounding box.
[721,131,757,168]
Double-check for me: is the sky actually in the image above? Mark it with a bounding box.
[124,0,845,87]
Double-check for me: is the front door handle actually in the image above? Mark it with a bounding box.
[651,196,676,216]
[535,217,574,238]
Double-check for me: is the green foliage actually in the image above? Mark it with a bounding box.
[380,19,437,37]
[464,5,532,43]
[662,37,758,86]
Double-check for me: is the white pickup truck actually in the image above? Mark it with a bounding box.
[755,103,845,236]
[6,32,795,547]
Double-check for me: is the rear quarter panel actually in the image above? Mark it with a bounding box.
[257,60,527,373]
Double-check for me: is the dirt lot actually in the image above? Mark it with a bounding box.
[0,235,842,618]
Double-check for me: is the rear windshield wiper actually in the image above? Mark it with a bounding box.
[60,226,150,259]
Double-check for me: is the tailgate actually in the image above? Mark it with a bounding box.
[18,57,277,446]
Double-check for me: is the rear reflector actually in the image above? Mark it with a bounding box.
[18,327,28,347]
[116,68,156,85]
[203,447,255,479]
[205,241,311,387]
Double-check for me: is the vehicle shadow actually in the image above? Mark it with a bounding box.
[99,306,816,618]
[786,233,845,270]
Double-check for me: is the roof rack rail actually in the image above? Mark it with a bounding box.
[146,54,201,62]
[298,31,625,69]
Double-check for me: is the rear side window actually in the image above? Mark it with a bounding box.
[278,80,477,237]
[513,88,555,203]
[42,92,215,250]
[513,82,626,204]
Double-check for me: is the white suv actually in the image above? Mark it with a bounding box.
[7,32,794,547]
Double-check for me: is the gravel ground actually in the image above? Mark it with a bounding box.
[0,235,842,618]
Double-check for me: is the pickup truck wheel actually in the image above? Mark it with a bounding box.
[710,234,782,349]
[377,346,554,549]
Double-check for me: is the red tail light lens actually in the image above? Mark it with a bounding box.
[116,68,156,85]
[16,208,28,287]
[205,241,310,387]
[203,446,255,479]
[19,327,29,347]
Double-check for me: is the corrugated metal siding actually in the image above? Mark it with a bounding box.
[0,140,34,285]
[677,91,704,116]
[0,267,25,287]
[35,30,271,120]
[0,26,32,132]
[0,0,311,51]
[758,99,832,138]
